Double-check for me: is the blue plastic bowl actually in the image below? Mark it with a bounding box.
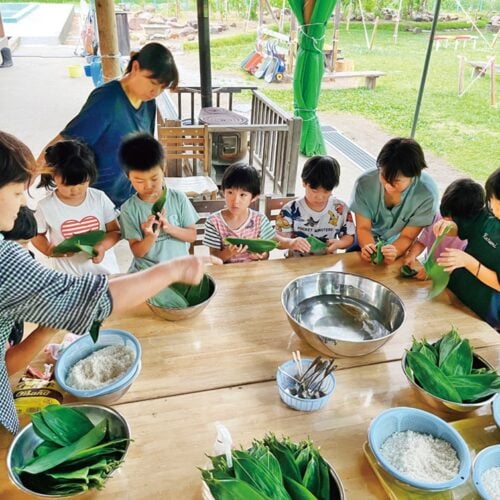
[368,407,471,491]
[276,358,335,412]
[492,395,500,429]
[473,445,500,499]
[55,329,141,399]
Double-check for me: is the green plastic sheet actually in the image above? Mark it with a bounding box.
[288,0,337,156]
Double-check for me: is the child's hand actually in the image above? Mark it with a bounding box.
[226,243,247,257]
[290,237,311,254]
[141,215,160,238]
[360,243,376,262]
[433,219,454,237]
[157,208,171,233]
[437,248,473,273]
[403,257,427,280]
[381,244,398,263]
[249,251,268,261]
[326,240,340,254]
[92,243,106,264]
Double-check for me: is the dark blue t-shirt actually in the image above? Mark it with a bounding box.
[62,80,156,207]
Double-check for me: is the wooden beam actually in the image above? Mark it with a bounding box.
[95,0,120,82]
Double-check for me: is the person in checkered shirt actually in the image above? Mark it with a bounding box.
[0,131,218,434]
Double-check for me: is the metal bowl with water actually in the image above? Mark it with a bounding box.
[281,272,405,357]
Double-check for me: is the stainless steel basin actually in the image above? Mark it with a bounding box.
[281,271,405,357]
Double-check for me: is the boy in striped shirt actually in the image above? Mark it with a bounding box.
[203,163,275,263]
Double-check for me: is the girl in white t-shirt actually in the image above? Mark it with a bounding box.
[32,140,120,276]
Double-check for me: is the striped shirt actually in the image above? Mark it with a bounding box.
[0,236,112,434]
[203,209,275,263]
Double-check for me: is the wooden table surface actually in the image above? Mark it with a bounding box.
[1,253,498,499]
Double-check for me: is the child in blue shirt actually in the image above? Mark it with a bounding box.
[119,133,198,273]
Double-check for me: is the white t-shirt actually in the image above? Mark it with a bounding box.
[35,187,120,276]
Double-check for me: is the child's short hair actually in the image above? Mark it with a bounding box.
[40,139,97,189]
[485,168,500,201]
[0,131,34,189]
[119,133,164,175]
[221,162,260,197]
[301,155,340,191]
[1,206,37,241]
[440,178,485,219]
[377,137,427,185]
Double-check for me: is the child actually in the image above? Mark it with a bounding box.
[349,137,439,264]
[434,169,500,329]
[0,130,216,434]
[403,178,478,279]
[118,132,198,272]
[203,163,275,263]
[276,155,355,256]
[32,140,120,276]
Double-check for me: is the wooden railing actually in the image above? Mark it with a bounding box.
[156,86,302,196]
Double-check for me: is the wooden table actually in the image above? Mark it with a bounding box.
[1,253,498,499]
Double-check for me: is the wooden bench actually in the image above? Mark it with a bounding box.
[324,71,386,89]
[468,60,500,78]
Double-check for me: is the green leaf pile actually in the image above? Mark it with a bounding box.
[14,405,129,495]
[224,237,279,253]
[400,264,418,278]
[149,274,214,309]
[52,230,106,258]
[423,225,451,298]
[201,433,339,500]
[306,236,327,253]
[405,327,500,404]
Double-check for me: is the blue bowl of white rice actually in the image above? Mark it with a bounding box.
[54,329,141,403]
[473,445,500,500]
[368,407,471,491]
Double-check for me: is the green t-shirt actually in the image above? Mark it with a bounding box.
[119,188,198,272]
[449,209,500,322]
[349,169,439,242]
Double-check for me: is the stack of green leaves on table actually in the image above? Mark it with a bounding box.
[148,274,213,309]
[52,230,106,258]
[14,405,129,495]
[405,327,500,403]
[201,433,338,499]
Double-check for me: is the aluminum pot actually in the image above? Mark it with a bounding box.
[281,271,405,357]
[402,351,497,414]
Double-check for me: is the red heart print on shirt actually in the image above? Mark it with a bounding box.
[60,216,100,239]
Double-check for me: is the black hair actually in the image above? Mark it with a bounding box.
[221,162,261,197]
[301,155,340,191]
[119,132,165,174]
[39,139,97,189]
[0,130,33,189]
[1,205,37,241]
[124,43,179,90]
[377,137,427,185]
[485,168,500,202]
[440,178,485,219]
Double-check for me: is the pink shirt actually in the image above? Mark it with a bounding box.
[417,214,466,257]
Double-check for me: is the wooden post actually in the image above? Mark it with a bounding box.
[393,0,403,44]
[346,1,352,31]
[95,0,120,82]
[369,16,379,50]
[458,55,465,96]
[331,2,341,72]
[491,56,496,107]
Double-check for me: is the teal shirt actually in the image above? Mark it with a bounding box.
[349,169,439,242]
[119,188,198,272]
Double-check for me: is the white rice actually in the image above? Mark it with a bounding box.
[481,466,500,500]
[380,430,460,483]
[66,345,135,390]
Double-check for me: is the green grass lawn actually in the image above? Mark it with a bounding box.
[188,25,499,181]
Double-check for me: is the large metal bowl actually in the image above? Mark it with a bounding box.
[147,274,216,321]
[281,271,405,357]
[402,351,497,414]
[6,403,130,497]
